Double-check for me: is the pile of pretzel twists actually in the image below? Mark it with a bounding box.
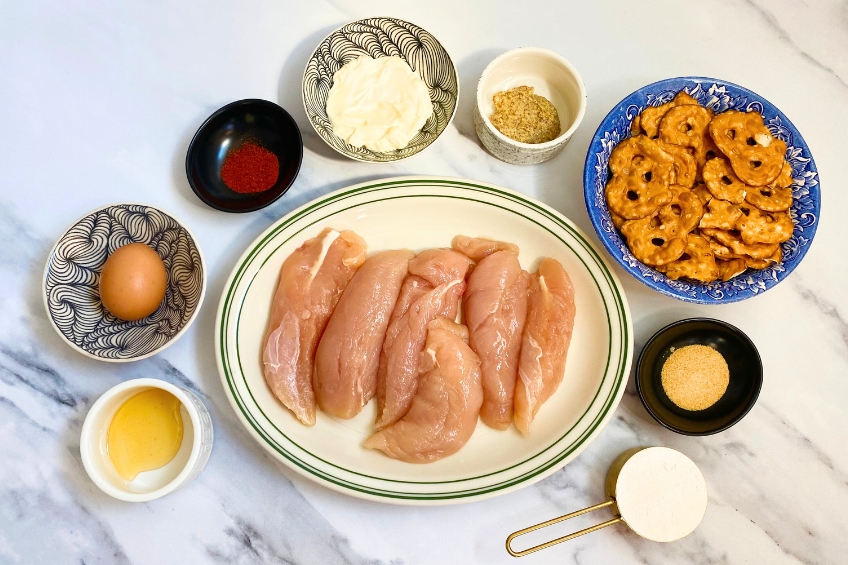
[605,91,794,283]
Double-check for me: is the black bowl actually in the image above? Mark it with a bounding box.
[636,318,762,436]
[186,99,303,213]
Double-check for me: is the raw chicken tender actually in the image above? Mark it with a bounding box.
[262,228,367,426]
[453,236,529,430]
[514,258,577,434]
[314,249,414,419]
[452,235,519,262]
[375,249,472,429]
[364,317,483,463]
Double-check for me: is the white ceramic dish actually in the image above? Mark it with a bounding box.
[216,176,632,505]
[475,47,587,165]
[80,378,214,502]
[302,17,459,163]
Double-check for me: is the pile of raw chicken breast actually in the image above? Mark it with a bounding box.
[262,229,577,463]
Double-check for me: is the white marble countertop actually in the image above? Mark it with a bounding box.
[2,1,847,563]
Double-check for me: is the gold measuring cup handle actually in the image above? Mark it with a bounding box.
[505,499,622,557]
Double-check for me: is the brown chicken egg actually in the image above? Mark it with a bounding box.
[99,243,167,321]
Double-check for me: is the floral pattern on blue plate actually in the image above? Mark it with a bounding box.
[583,77,820,304]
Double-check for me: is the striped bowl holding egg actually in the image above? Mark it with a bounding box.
[42,204,206,362]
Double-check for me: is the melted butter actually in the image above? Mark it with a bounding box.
[107,389,184,481]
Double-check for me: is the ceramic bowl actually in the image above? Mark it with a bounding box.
[636,318,762,436]
[583,77,821,303]
[474,47,587,165]
[43,204,206,362]
[80,378,214,501]
[302,17,459,162]
[186,99,303,213]
[215,176,633,504]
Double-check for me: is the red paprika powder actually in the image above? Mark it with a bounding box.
[220,141,280,194]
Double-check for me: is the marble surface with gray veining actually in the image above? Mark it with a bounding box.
[1,1,847,563]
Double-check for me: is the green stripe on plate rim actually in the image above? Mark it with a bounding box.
[217,178,631,500]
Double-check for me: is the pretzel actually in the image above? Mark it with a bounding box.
[717,258,748,281]
[744,160,793,212]
[699,198,743,230]
[663,233,719,282]
[708,110,787,186]
[609,135,675,178]
[691,182,712,205]
[608,95,795,283]
[697,136,723,181]
[658,105,715,175]
[639,91,699,139]
[606,152,671,220]
[658,185,704,232]
[610,211,627,229]
[700,228,779,259]
[745,246,783,268]
[702,157,748,204]
[657,140,697,188]
[736,205,794,244]
[706,237,744,261]
[631,114,644,136]
[620,214,687,266]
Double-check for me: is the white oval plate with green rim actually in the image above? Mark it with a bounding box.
[216,176,633,505]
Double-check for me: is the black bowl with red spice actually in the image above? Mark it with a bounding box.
[186,99,302,212]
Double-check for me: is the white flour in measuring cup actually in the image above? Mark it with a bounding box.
[614,447,708,542]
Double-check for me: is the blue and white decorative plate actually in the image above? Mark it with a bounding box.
[302,17,459,163]
[583,77,820,304]
[43,204,206,362]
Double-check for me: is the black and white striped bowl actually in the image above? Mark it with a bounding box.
[43,204,206,362]
[302,17,459,162]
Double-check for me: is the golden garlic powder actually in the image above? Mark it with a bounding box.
[661,345,729,411]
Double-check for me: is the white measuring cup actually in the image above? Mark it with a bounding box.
[506,447,707,557]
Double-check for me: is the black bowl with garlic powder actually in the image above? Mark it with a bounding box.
[636,318,763,436]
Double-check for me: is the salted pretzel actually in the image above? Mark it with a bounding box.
[691,182,712,205]
[745,160,793,212]
[657,140,697,188]
[736,205,794,245]
[708,110,786,186]
[700,228,779,259]
[702,157,748,204]
[663,233,719,282]
[609,135,674,178]
[606,136,675,219]
[659,105,715,176]
[706,237,744,261]
[699,198,743,230]
[658,185,704,232]
[620,213,687,266]
[639,91,699,139]
[717,258,748,281]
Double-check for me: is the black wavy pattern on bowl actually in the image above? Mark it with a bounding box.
[302,17,458,162]
[45,205,203,359]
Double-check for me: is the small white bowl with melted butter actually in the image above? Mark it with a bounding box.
[81,378,213,502]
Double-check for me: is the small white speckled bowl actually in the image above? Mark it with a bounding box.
[474,47,587,165]
[80,378,213,502]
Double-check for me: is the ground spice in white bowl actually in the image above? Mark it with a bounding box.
[661,345,729,411]
[490,86,561,144]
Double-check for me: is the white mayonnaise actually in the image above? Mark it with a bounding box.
[326,55,433,152]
